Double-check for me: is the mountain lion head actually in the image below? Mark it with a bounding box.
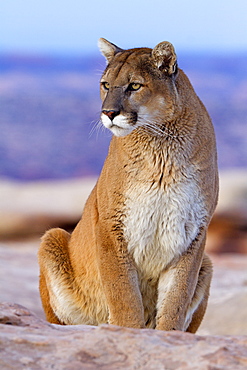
[98,38,182,138]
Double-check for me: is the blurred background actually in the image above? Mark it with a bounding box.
[0,0,247,335]
[1,0,247,181]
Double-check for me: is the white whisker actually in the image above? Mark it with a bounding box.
[90,117,113,139]
[137,114,187,140]
[89,119,101,138]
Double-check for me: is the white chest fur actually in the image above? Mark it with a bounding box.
[123,177,207,279]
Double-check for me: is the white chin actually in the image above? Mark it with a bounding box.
[101,114,135,137]
[110,126,134,137]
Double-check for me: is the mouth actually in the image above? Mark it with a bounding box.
[101,113,136,137]
[108,123,134,137]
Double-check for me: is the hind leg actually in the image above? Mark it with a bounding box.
[38,228,71,324]
[186,254,213,333]
[39,269,63,324]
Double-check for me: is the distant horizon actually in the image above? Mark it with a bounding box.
[1,47,247,59]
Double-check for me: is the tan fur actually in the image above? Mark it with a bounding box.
[38,38,218,332]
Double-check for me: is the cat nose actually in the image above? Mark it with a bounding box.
[102,110,120,121]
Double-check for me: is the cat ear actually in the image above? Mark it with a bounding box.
[152,41,177,75]
[98,38,123,63]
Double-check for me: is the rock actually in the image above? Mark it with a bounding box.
[198,254,247,335]
[0,239,45,319]
[1,240,247,336]
[206,170,247,254]
[207,211,247,254]
[0,177,96,239]
[1,170,247,254]
[0,302,247,370]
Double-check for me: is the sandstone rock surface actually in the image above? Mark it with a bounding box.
[1,302,247,370]
[1,240,247,336]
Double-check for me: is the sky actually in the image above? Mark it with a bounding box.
[1,0,247,55]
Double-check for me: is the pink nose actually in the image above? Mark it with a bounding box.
[102,110,120,121]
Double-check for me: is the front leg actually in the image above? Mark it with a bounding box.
[156,228,206,331]
[96,222,145,329]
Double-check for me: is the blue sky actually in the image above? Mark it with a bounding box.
[1,0,247,54]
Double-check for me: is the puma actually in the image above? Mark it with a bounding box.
[38,38,218,332]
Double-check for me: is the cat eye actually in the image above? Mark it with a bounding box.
[128,83,142,91]
[102,82,110,90]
